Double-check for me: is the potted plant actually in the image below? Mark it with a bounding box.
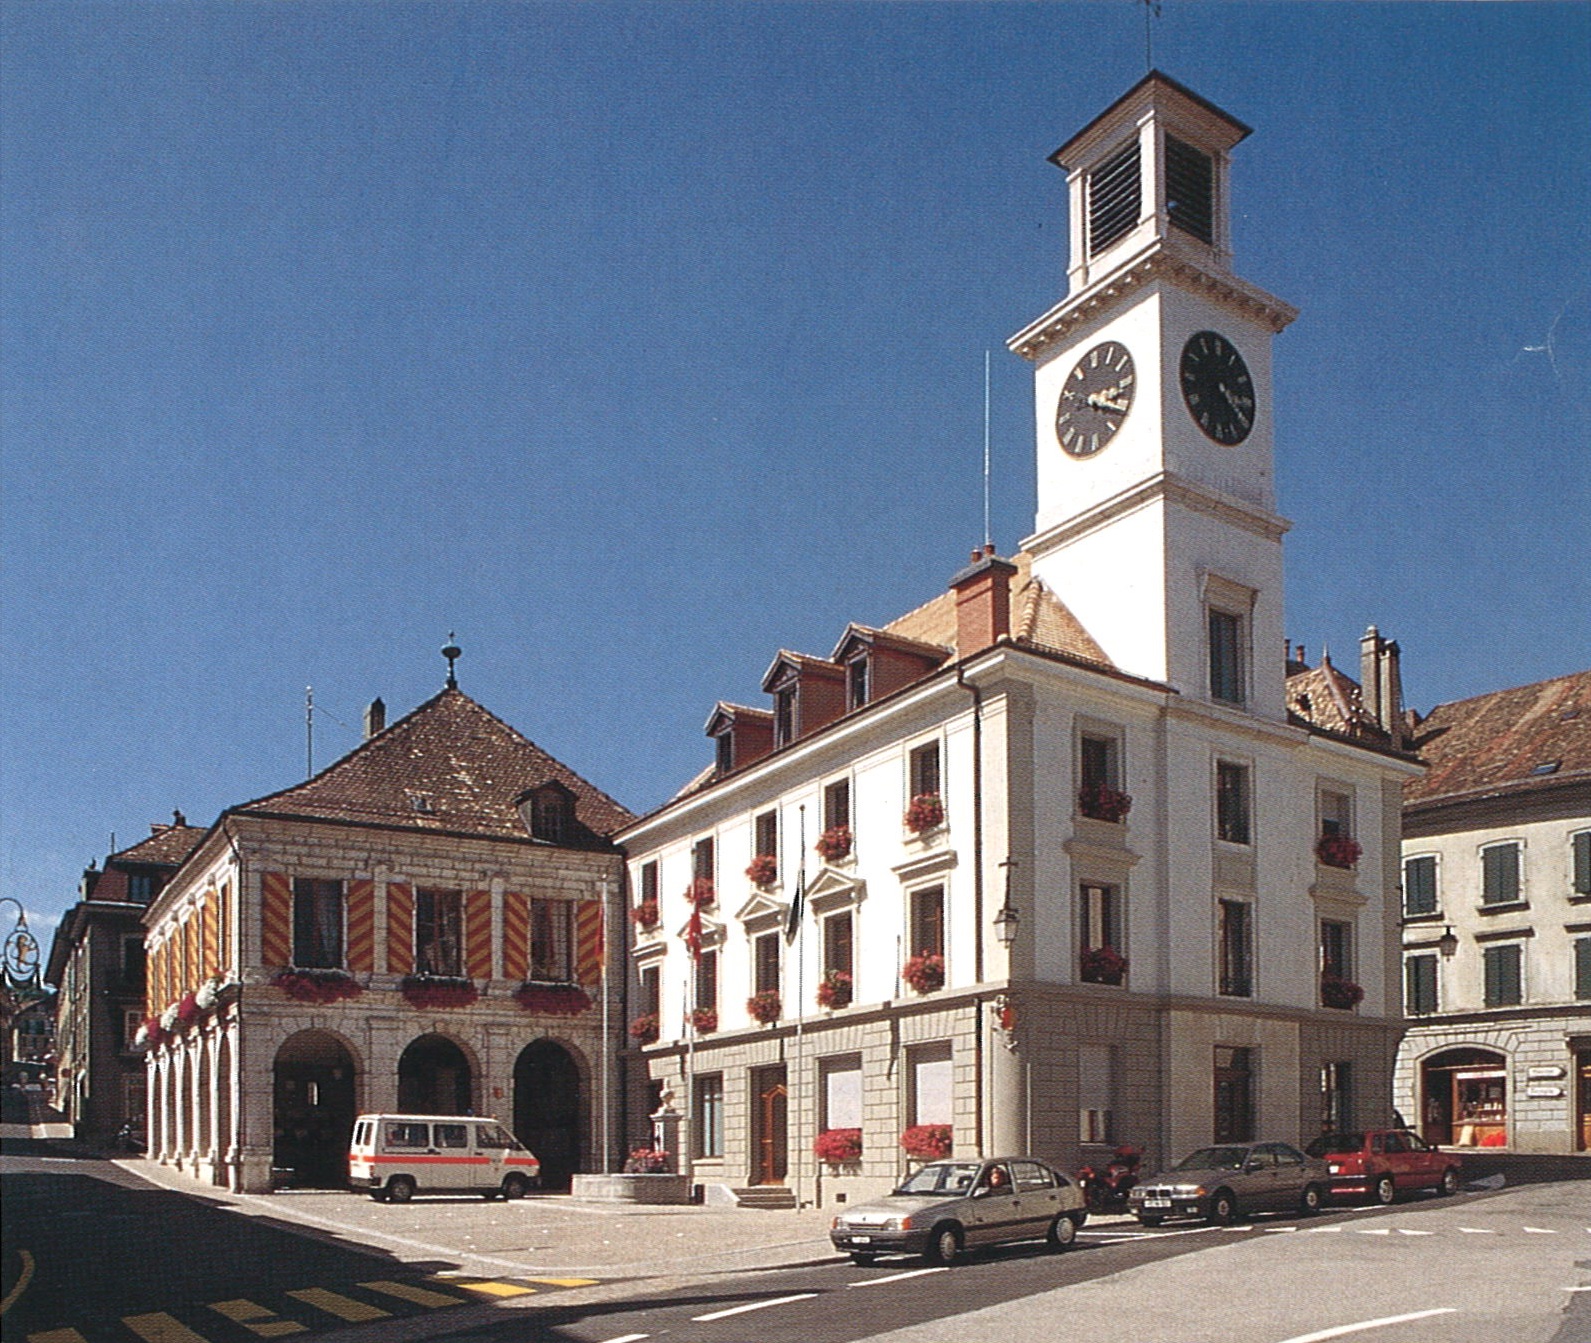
[623,1147,671,1174]
[815,825,853,863]
[817,968,853,1009]
[745,854,779,888]
[1320,972,1365,1010]
[1316,834,1362,869]
[629,1011,660,1045]
[1078,783,1133,823]
[400,975,479,1009]
[272,967,364,1005]
[630,899,660,931]
[902,951,945,995]
[904,793,945,834]
[690,1006,719,1034]
[901,1124,952,1161]
[514,982,592,1015]
[747,990,782,1024]
[813,1127,863,1165]
[1080,945,1128,986]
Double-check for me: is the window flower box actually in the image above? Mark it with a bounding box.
[747,990,782,1024]
[686,877,716,909]
[272,967,364,1005]
[514,982,592,1016]
[1080,945,1128,986]
[902,952,945,995]
[745,854,779,888]
[1078,783,1133,824]
[690,1006,718,1034]
[629,1011,660,1045]
[399,975,479,1010]
[904,793,945,835]
[1316,834,1362,869]
[1320,972,1364,1010]
[176,991,200,1026]
[814,1127,862,1165]
[630,899,660,931]
[817,969,853,1009]
[137,1016,169,1050]
[815,825,853,863]
[901,1124,952,1161]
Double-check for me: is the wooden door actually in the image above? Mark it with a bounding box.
[755,1069,788,1185]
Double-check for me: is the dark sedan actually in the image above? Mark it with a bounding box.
[1128,1141,1330,1225]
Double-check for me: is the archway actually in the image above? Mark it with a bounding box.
[513,1040,581,1190]
[398,1034,473,1116]
[273,1030,358,1187]
[1420,1046,1507,1147]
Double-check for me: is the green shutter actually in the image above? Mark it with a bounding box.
[1482,844,1520,905]
[1574,832,1591,896]
[1576,938,1591,1001]
[1403,856,1437,917]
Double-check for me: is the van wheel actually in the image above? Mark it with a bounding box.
[1374,1175,1396,1205]
[368,1189,388,1203]
[386,1175,416,1204]
[502,1173,531,1201]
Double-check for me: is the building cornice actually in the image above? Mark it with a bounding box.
[1403,772,1591,836]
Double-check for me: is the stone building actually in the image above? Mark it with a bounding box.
[1394,670,1591,1154]
[617,73,1420,1207]
[140,679,632,1193]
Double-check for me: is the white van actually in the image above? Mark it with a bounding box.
[349,1114,541,1202]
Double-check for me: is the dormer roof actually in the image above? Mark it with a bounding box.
[760,650,846,694]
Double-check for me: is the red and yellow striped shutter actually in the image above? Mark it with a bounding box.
[183,916,198,994]
[465,891,493,980]
[261,872,293,969]
[386,883,414,974]
[218,882,231,975]
[501,893,528,982]
[202,891,219,979]
[346,879,375,973]
[147,944,161,1016]
[574,899,604,986]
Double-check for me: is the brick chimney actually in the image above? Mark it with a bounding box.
[1358,626,1404,741]
[364,697,386,739]
[949,545,1017,655]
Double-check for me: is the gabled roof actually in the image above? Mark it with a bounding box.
[1404,670,1591,807]
[111,823,208,869]
[233,686,633,843]
[1285,654,1386,743]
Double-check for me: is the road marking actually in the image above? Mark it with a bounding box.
[284,1289,390,1322]
[1354,1228,1392,1236]
[691,1293,818,1322]
[1395,1229,1435,1236]
[1565,1287,1591,1293]
[25,1331,86,1343]
[1,1249,35,1315]
[358,1281,466,1309]
[847,1268,948,1287]
[596,1335,650,1343]
[123,1313,212,1343]
[1523,1226,1558,1234]
[1458,1227,1496,1233]
[525,1278,599,1288]
[207,1301,306,1336]
[1299,1226,1343,1234]
[1275,1308,1456,1343]
[432,1279,536,1298]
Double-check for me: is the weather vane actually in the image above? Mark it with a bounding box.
[1139,0,1163,71]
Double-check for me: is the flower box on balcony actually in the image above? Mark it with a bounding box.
[272,968,364,1005]
[745,854,779,888]
[1078,783,1133,824]
[817,969,853,1009]
[1320,973,1364,1010]
[629,1011,660,1045]
[1080,945,1128,986]
[902,951,945,995]
[815,825,853,863]
[904,793,945,835]
[630,899,660,931]
[399,975,479,1010]
[514,982,592,1016]
[814,1127,862,1165]
[1316,834,1362,870]
[747,990,782,1024]
[901,1124,952,1161]
[690,1006,718,1034]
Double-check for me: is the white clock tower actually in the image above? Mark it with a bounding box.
[1010,73,1298,722]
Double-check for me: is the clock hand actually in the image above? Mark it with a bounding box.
[1086,393,1131,414]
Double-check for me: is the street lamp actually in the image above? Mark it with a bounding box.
[1438,924,1459,959]
[994,857,1019,947]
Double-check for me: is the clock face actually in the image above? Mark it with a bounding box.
[1056,340,1135,458]
[1180,331,1256,445]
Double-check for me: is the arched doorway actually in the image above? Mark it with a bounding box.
[398,1034,472,1115]
[1421,1046,1508,1147]
[513,1041,581,1190]
[273,1030,358,1187]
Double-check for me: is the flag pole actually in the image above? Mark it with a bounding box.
[599,874,611,1174]
[792,805,806,1210]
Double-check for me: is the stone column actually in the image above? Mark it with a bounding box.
[988,1004,1026,1156]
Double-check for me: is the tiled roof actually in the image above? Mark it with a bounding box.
[235,687,634,843]
[1404,670,1591,806]
[111,824,208,868]
[1285,655,1386,742]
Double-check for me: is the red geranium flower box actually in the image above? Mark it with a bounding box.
[400,975,479,1009]
[745,854,779,887]
[904,793,944,834]
[814,1127,863,1164]
[630,899,660,931]
[1320,973,1365,1010]
[747,990,782,1024]
[514,982,592,1015]
[272,968,364,1005]
[1078,783,1133,823]
[1316,834,1362,869]
[1080,945,1128,986]
[629,1011,660,1045]
[690,1006,718,1034]
[817,969,853,1009]
[901,1124,952,1160]
[686,877,716,909]
[902,952,946,995]
[815,825,853,862]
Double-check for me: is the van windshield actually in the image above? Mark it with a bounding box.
[475,1124,522,1150]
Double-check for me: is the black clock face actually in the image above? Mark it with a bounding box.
[1056,340,1135,458]
[1180,331,1256,446]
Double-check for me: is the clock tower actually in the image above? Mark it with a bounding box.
[1010,73,1297,721]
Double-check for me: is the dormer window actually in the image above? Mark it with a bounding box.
[847,654,870,711]
[774,686,796,747]
[1165,134,1213,244]
[1088,138,1140,257]
[715,731,733,777]
[528,784,574,844]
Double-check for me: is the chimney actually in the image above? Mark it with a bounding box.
[1381,638,1404,743]
[364,697,386,739]
[949,546,1017,655]
[1359,626,1404,739]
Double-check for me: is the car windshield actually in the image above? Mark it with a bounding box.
[894,1162,983,1196]
[1173,1146,1249,1171]
[1305,1133,1365,1157]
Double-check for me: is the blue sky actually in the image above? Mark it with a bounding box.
[3,2,1587,938]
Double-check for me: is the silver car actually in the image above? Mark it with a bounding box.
[1128,1141,1330,1225]
[829,1157,1087,1266]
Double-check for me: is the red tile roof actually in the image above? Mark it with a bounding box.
[1285,655,1387,743]
[111,824,208,868]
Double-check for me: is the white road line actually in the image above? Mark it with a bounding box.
[691,1293,818,1322]
[1523,1226,1558,1234]
[1299,1226,1343,1234]
[1354,1228,1392,1236]
[1458,1227,1496,1234]
[1565,1287,1591,1293]
[597,1335,650,1343]
[1395,1229,1436,1236]
[1274,1307,1457,1343]
[847,1268,948,1288]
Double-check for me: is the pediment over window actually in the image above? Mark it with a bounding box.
[807,866,866,915]
[893,848,959,882]
[735,891,790,936]
[674,913,726,951]
[633,937,668,965]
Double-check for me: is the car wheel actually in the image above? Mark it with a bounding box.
[926,1224,962,1266]
[1137,1215,1165,1227]
[1299,1183,1324,1215]
[1047,1213,1078,1249]
[1374,1175,1396,1206]
[849,1252,879,1266]
[1071,1209,1088,1229]
[1439,1167,1461,1197]
[1208,1190,1237,1225]
[502,1173,531,1201]
[386,1175,416,1204]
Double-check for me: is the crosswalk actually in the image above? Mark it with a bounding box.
[22,1274,598,1343]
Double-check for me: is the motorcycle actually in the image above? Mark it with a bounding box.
[115,1121,146,1154]
[1077,1144,1141,1212]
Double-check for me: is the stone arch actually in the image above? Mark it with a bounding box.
[215,1030,235,1188]
[1418,1045,1508,1149]
[273,1029,359,1187]
[195,1036,213,1167]
[397,1033,475,1116]
[513,1038,585,1191]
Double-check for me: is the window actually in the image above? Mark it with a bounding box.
[695,948,718,1011]
[530,897,574,982]
[1213,1046,1254,1143]
[910,885,945,958]
[1088,138,1140,256]
[435,1123,469,1149]
[823,911,854,980]
[639,964,660,1017]
[128,872,155,904]
[909,1044,953,1126]
[1576,938,1591,1001]
[1078,1044,1114,1144]
[1319,789,1352,839]
[692,837,716,888]
[292,878,343,969]
[122,936,146,986]
[1404,855,1438,917]
[640,861,659,906]
[529,785,573,843]
[1165,134,1214,244]
[1406,953,1438,1015]
[909,741,941,799]
[1320,1061,1353,1134]
[1215,760,1251,844]
[1080,733,1119,792]
[821,1055,864,1130]
[1482,943,1523,1008]
[714,732,733,777]
[847,655,869,711]
[415,889,464,977]
[694,1073,724,1158]
[1481,842,1522,905]
[1575,831,1591,897]
[1079,883,1124,984]
[1218,899,1253,997]
[754,810,778,860]
[823,778,851,832]
[774,686,795,747]
[123,1008,144,1052]
[1320,919,1353,980]
[1208,608,1245,705]
[754,932,780,995]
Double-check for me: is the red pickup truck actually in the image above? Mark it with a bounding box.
[1304,1129,1463,1204]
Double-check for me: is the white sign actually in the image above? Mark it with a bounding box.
[1525,1085,1564,1099]
[1525,1065,1565,1080]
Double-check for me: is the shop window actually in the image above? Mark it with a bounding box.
[909,1043,952,1127]
[292,878,344,969]
[821,1055,864,1131]
[1482,943,1523,1007]
[415,889,464,977]
[1403,855,1438,917]
[530,898,573,982]
[1481,842,1522,905]
[1406,953,1438,1015]
[1218,899,1252,997]
[694,1073,724,1158]
[1216,760,1251,844]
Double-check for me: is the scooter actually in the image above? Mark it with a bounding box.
[115,1121,145,1154]
[1078,1144,1141,1212]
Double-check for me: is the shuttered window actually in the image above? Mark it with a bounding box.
[1088,140,1140,256]
[1481,843,1521,905]
[1166,134,1214,244]
[1405,953,1438,1015]
[1573,831,1591,896]
[1482,943,1523,1007]
[1403,856,1438,917]
[1575,937,1591,1001]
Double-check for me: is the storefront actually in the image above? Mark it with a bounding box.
[1420,1047,1508,1148]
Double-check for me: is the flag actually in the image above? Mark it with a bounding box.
[685,902,704,962]
[784,867,805,944]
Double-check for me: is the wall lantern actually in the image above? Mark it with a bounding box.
[1437,925,1459,959]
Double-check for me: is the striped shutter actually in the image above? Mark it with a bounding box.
[387,883,414,974]
[502,893,528,982]
[346,879,376,973]
[147,944,162,1015]
[184,916,199,994]
[218,882,231,975]
[202,892,218,980]
[465,890,493,980]
[574,899,604,986]
[261,872,293,969]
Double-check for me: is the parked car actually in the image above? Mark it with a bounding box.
[1304,1129,1462,1204]
[829,1157,1086,1265]
[349,1114,540,1202]
[1128,1141,1330,1225]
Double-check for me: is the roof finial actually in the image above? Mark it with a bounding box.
[442,632,462,688]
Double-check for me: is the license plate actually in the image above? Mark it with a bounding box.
[851,1235,871,1244]
[1143,1197,1171,1209]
